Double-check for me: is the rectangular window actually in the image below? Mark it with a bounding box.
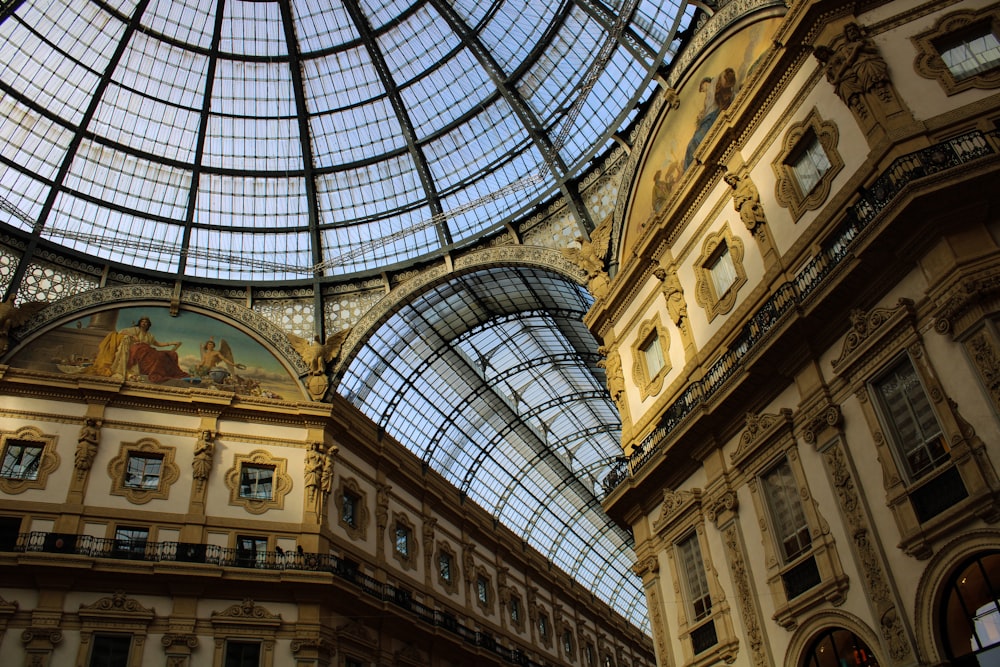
[677,532,712,622]
[938,23,1000,80]
[342,491,358,527]
[761,458,812,563]
[539,614,549,639]
[395,524,410,558]
[0,516,20,551]
[124,453,162,490]
[791,134,831,195]
[872,356,950,482]
[88,634,131,667]
[477,576,489,604]
[345,659,363,667]
[439,552,452,583]
[224,640,260,667]
[236,535,268,568]
[641,331,665,378]
[510,596,520,623]
[113,526,149,560]
[239,465,274,500]
[1,440,43,480]
[708,243,737,297]
[563,630,573,655]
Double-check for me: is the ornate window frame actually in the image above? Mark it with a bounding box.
[224,449,291,514]
[335,477,368,541]
[474,567,494,615]
[0,426,58,495]
[631,316,670,399]
[560,626,577,662]
[210,599,280,667]
[508,591,525,633]
[694,225,746,322]
[390,511,417,571]
[109,438,178,504]
[731,410,849,629]
[772,108,843,221]
[536,608,552,648]
[832,299,1000,558]
[652,488,739,666]
[437,541,459,595]
[913,5,1000,94]
[75,591,155,667]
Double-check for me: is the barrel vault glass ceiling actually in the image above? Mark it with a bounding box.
[0,0,695,632]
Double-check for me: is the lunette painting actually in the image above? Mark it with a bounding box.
[9,306,303,400]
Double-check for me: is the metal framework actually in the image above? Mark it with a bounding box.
[0,0,696,633]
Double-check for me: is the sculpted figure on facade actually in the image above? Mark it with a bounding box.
[75,418,101,472]
[562,219,612,300]
[321,445,337,496]
[191,430,215,482]
[304,442,323,495]
[724,172,767,235]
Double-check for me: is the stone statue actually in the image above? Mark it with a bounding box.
[74,418,101,471]
[561,219,613,300]
[815,22,893,120]
[321,446,337,495]
[724,173,767,234]
[192,430,215,482]
[304,443,323,493]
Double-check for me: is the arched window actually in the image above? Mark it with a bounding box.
[803,628,878,667]
[942,552,1000,665]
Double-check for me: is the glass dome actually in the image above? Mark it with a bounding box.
[0,0,697,635]
[0,0,692,281]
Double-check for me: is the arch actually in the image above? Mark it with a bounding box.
[331,245,586,382]
[913,528,1000,664]
[784,610,884,667]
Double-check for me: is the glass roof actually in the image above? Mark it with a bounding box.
[0,0,691,280]
[338,267,644,627]
[0,0,696,635]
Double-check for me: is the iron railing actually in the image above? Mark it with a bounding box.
[603,128,1000,497]
[4,531,571,667]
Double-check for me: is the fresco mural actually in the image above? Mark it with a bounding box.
[9,306,303,400]
[625,17,779,252]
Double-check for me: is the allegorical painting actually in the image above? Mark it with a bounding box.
[9,306,303,400]
[625,17,780,248]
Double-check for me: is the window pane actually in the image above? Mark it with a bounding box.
[125,454,162,489]
[395,525,409,557]
[709,244,737,296]
[642,332,664,378]
[677,532,712,621]
[224,640,261,667]
[761,458,811,562]
[89,634,131,667]
[439,553,452,582]
[1,442,43,480]
[239,465,274,499]
[872,357,949,481]
[792,138,831,194]
[941,27,1000,79]
[342,493,356,526]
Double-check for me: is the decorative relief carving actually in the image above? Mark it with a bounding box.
[654,487,702,530]
[801,405,842,446]
[705,490,739,525]
[79,591,154,618]
[967,328,1000,414]
[730,409,792,467]
[211,599,281,624]
[724,172,768,236]
[824,441,913,660]
[723,524,770,667]
[832,299,915,374]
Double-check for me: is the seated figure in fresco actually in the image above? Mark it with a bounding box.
[87,316,188,383]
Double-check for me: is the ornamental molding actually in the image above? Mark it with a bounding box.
[832,298,917,379]
[210,600,281,628]
[722,522,771,667]
[730,409,793,467]
[653,487,702,533]
[800,405,843,447]
[79,591,155,625]
[13,285,308,375]
[336,620,377,650]
[161,634,199,650]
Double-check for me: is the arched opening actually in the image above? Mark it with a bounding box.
[942,551,1000,665]
[802,628,879,667]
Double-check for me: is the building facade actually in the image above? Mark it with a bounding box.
[595,0,1000,665]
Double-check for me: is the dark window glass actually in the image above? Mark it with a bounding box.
[477,576,489,604]
[114,526,148,559]
[89,634,131,667]
[943,552,1000,664]
[236,535,268,568]
[803,628,878,667]
[342,491,357,527]
[395,524,409,557]
[224,640,260,667]
[439,552,452,583]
